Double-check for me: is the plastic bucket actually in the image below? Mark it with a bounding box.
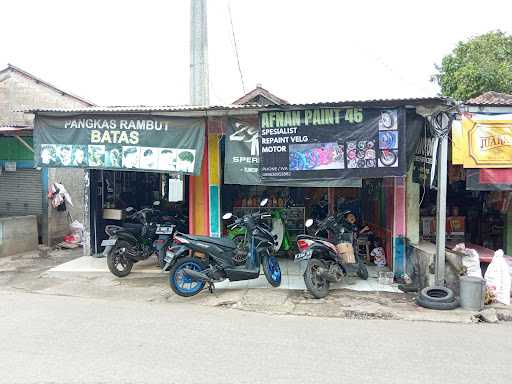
[460,276,485,311]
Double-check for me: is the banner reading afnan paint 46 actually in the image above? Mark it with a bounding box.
[452,113,512,168]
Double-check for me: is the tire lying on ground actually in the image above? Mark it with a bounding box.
[419,286,455,303]
[416,294,459,310]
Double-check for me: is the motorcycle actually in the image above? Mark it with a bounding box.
[228,205,292,255]
[163,199,282,297]
[102,201,176,277]
[294,215,369,299]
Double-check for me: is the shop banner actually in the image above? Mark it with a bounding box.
[466,169,512,191]
[412,126,436,185]
[34,114,205,175]
[224,117,361,187]
[258,108,405,181]
[452,113,512,168]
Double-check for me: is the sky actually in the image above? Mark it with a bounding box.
[1,0,511,106]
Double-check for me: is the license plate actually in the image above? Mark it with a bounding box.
[164,251,175,263]
[156,225,174,235]
[294,249,312,262]
[101,239,117,246]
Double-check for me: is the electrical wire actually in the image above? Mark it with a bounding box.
[228,1,246,94]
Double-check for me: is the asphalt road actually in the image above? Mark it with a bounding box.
[1,291,511,384]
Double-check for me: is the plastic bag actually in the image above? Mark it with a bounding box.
[484,249,511,305]
[452,243,482,279]
[70,220,84,233]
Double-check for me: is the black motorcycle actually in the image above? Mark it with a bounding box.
[102,202,176,277]
[163,199,282,297]
[294,215,368,299]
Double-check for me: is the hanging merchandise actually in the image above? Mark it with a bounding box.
[48,182,73,211]
[168,177,184,202]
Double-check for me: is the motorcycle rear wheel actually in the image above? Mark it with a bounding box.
[107,240,135,277]
[304,259,330,299]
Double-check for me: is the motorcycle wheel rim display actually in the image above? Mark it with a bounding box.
[173,261,205,294]
[113,248,130,272]
[266,255,281,284]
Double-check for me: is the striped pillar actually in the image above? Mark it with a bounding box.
[188,138,210,235]
[208,135,221,237]
[392,176,407,276]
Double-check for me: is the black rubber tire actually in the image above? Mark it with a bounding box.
[357,263,369,280]
[419,286,455,303]
[107,239,134,277]
[416,295,459,310]
[262,252,282,287]
[304,259,330,299]
[169,257,207,297]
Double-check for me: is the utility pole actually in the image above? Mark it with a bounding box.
[190,0,209,105]
[434,112,451,285]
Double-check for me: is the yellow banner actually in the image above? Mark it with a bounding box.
[452,114,512,168]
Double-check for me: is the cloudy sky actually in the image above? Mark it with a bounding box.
[1,0,511,106]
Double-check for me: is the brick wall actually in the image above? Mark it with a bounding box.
[0,67,92,247]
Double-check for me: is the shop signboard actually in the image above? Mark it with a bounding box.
[412,126,436,185]
[224,116,362,187]
[33,114,205,175]
[452,113,512,168]
[258,107,406,181]
[466,168,512,191]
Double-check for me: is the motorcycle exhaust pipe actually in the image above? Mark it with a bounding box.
[182,268,211,282]
[316,267,343,282]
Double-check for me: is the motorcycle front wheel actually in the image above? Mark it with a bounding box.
[262,252,281,287]
[304,259,330,299]
[107,240,134,277]
[169,257,207,297]
[357,263,369,280]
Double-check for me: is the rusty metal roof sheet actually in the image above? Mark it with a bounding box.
[466,91,512,106]
[26,97,450,114]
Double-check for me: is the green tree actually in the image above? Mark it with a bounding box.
[433,30,512,101]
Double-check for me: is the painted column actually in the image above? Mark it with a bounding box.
[393,176,407,277]
[406,165,420,245]
[208,135,221,237]
[188,138,210,235]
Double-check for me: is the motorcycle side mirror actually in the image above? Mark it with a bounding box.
[305,219,314,228]
[153,201,161,206]
[222,213,233,220]
[260,198,268,207]
[125,207,135,213]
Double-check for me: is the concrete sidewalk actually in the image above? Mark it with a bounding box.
[48,255,402,293]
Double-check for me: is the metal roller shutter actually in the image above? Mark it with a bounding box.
[0,169,43,216]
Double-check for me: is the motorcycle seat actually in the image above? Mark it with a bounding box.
[123,223,143,236]
[181,234,237,249]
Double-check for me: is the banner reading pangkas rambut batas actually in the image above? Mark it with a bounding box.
[452,113,512,168]
[258,107,406,181]
[34,115,205,175]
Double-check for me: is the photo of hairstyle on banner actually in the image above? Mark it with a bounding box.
[88,145,106,167]
[122,146,140,169]
[105,145,122,168]
[72,145,88,167]
[33,115,205,175]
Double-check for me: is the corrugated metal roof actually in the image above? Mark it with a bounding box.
[26,96,450,114]
[466,91,512,106]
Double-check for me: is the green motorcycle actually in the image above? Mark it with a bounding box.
[228,208,292,255]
